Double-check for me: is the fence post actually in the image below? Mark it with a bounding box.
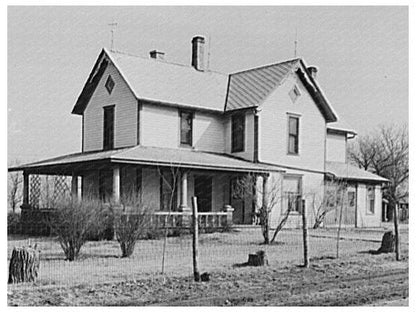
[393,202,401,261]
[192,197,200,282]
[301,199,309,268]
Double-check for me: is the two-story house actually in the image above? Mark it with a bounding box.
[10,36,387,228]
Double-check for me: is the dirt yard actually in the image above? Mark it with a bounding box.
[7,225,409,306]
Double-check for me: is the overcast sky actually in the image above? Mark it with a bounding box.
[8,6,408,163]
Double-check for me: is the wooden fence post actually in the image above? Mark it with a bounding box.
[301,199,309,268]
[393,202,401,261]
[191,197,200,282]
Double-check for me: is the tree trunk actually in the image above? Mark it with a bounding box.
[377,231,395,253]
[8,246,40,284]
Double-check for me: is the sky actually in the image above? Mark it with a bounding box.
[7,6,408,163]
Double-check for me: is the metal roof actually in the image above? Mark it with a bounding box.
[325,161,388,183]
[224,59,338,122]
[225,59,300,111]
[9,146,284,174]
[327,121,357,136]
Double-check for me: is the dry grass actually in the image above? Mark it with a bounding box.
[7,225,408,288]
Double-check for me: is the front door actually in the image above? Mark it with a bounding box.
[230,177,246,224]
[194,175,212,212]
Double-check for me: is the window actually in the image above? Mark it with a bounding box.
[288,116,299,154]
[231,114,245,152]
[160,171,178,211]
[282,175,302,214]
[367,186,375,214]
[348,191,356,207]
[103,106,114,150]
[105,75,115,94]
[180,111,193,146]
[289,85,301,103]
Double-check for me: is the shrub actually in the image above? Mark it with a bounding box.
[47,198,107,261]
[113,194,152,258]
[7,212,21,234]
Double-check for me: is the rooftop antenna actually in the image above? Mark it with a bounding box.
[108,22,118,51]
[294,27,298,58]
[207,34,212,70]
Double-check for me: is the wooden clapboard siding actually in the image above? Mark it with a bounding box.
[326,133,347,163]
[83,60,138,152]
[259,73,326,172]
[140,102,226,152]
[193,112,225,152]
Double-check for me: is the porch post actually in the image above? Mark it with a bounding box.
[113,165,120,204]
[71,173,81,202]
[22,171,29,206]
[180,171,188,210]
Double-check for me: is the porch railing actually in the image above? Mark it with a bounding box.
[18,205,234,236]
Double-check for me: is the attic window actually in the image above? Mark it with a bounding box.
[105,75,115,94]
[289,85,301,103]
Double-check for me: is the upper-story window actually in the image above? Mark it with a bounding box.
[180,111,193,146]
[288,115,300,155]
[367,186,375,214]
[231,113,245,153]
[289,85,301,103]
[105,75,115,94]
[103,105,115,150]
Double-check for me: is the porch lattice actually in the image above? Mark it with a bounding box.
[29,175,41,209]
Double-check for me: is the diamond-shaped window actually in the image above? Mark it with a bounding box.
[105,75,115,94]
[289,85,301,103]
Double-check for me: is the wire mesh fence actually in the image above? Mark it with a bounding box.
[7,219,391,288]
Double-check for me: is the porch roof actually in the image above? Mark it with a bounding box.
[9,146,285,175]
[325,161,389,183]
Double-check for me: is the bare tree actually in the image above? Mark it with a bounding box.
[8,160,22,213]
[308,180,348,229]
[235,174,292,244]
[348,124,408,260]
[348,124,408,208]
[157,165,181,276]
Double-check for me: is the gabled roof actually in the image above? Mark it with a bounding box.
[225,59,299,111]
[72,48,229,115]
[224,58,338,122]
[9,145,284,175]
[326,161,389,183]
[72,48,338,122]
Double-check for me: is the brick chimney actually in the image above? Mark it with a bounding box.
[307,66,318,79]
[149,50,165,60]
[191,36,205,71]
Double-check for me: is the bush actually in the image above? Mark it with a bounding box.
[7,212,21,234]
[113,194,152,257]
[48,198,108,261]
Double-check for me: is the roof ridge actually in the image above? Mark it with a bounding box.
[106,48,228,76]
[230,57,301,75]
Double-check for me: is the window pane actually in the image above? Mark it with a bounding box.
[180,112,192,145]
[232,114,245,152]
[289,117,298,135]
[103,106,114,150]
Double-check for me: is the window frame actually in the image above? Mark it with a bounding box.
[179,110,194,147]
[282,174,303,215]
[231,113,245,153]
[103,105,115,150]
[366,185,375,215]
[287,114,300,155]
